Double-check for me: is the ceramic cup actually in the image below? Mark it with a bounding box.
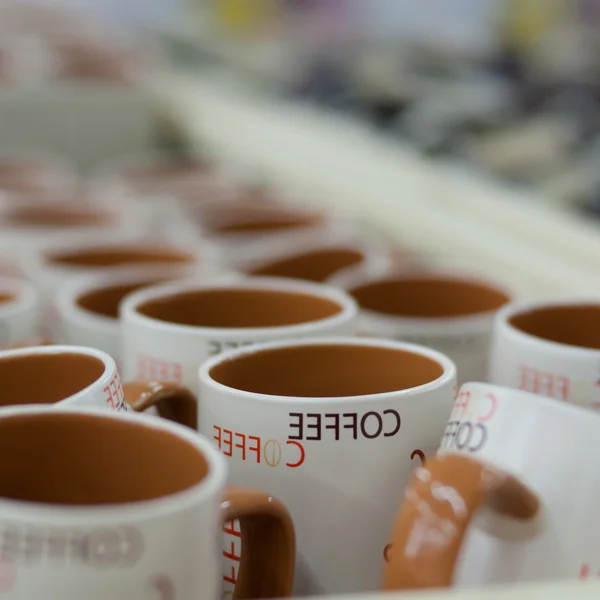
[55,267,224,366]
[238,237,394,284]
[0,276,39,348]
[198,337,456,596]
[121,277,358,393]
[332,270,513,384]
[182,200,358,268]
[490,299,600,410]
[0,406,295,599]
[382,381,600,590]
[22,238,217,308]
[89,154,241,238]
[0,200,149,277]
[0,344,197,429]
[0,153,78,198]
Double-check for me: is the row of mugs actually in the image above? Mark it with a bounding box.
[4,264,600,407]
[4,337,600,598]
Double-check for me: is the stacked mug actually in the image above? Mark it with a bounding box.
[0,148,596,600]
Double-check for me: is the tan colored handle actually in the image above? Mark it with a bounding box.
[223,485,295,599]
[382,454,539,591]
[122,381,197,430]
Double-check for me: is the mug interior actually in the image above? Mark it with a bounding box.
[509,304,600,350]
[0,352,106,407]
[136,288,343,328]
[209,344,444,397]
[0,411,208,505]
[4,205,112,228]
[249,248,365,283]
[350,276,510,318]
[47,246,195,268]
[77,279,171,318]
[0,293,16,305]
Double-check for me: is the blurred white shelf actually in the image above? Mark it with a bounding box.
[148,69,600,301]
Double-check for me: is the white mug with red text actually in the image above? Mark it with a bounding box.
[490,299,600,410]
[0,277,39,349]
[383,382,600,591]
[0,406,295,599]
[331,269,514,385]
[121,277,358,392]
[0,345,198,429]
[198,337,456,596]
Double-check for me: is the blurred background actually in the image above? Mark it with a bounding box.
[3,0,600,297]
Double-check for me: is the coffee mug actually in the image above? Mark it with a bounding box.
[490,299,600,409]
[239,237,394,284]
[0,406,295,599]
[0,276,39,348]
[121,277,358,393]
[332,270,513,384]
[55,267,199,365]
[382,382,600,591]
[0,344,197,428]
[198,337,456,595]
[0,153,77,197]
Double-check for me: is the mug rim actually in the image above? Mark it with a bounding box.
[496,297,600,357]
[198,336,456,404]
[121,276,359,337]
[56,267,206,331]
[0,276,37,317]
[0,344,115,406]
[0,405,227,522]
[334,268,516,329]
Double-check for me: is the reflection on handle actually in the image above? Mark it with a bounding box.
[223,486,295,599]
[123,381,197,430]
[382,454,539,591]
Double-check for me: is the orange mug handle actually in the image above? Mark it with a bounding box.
[382,453,540,591]
[123,381,197,430]
[223,486,296,599]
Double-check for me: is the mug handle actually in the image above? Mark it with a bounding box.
[223,485,296,599]
[122,382,197,430]
[382,453,540,591]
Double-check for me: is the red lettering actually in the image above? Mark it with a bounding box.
[479,393,498,423]
[223,540,241,562]
[222,521,241,538]
[286,441,305,468]
[248,436,261,463]
[454,391,471,418]
[234,433,246,461]
[223,566,237,586]
[213,426,222,450]
[222,430,233,457]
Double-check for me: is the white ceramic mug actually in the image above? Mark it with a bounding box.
[238,235,394,284]
[331,269,514,384]
[0,405,295,599]
[383,381,600,591]
[121,277,358,393]
[0,344,198,429]
[55,267,201,365]
[198,337,456,596]
[490,299,600,409]
[0,276,39,348]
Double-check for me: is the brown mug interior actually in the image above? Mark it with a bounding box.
[509,304,600,350]
[249,248,365,283]
[47,246,195,268]
[350,276,510,318]
[136,288,342,328]
[210,343,444,397]
[77,279,171,319]
[0,411,208,505]
[0,352,106,407]
[4,204,113,228]
[0,293,16,305]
